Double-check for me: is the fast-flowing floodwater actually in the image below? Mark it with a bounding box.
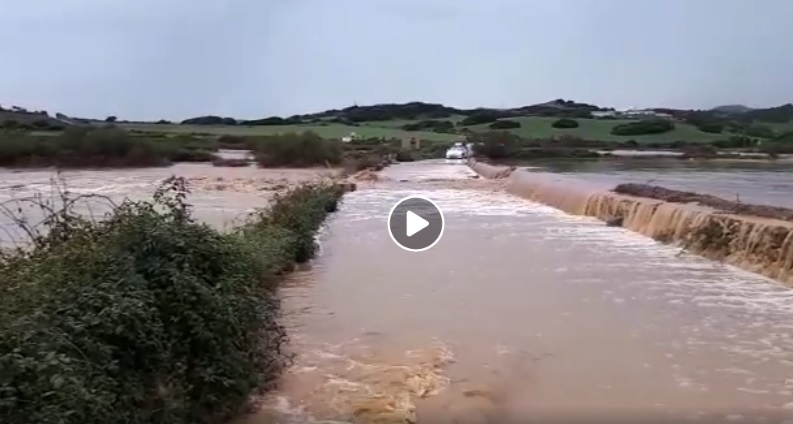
[531,158,793,207]
[4,159,793,423]
[0,162,336,246]
[244,160,793,424]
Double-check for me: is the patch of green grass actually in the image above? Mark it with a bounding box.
[119,122,460,142]
[461,117,725,143]
[115,115,793,145]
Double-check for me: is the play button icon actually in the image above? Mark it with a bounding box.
[388,195,445,252]
[406,211,429,237]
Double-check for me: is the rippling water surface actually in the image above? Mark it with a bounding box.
[533,159,793,207]
[4,159,793,423]
[238,160,793,423]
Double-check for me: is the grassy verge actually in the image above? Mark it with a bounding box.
[0,178,344,424]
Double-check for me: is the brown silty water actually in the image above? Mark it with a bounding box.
[239,160,793,424]
[0,159,340,246]
[5,159,793,422]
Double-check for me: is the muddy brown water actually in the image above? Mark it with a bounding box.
[4,159,793,423]
[246,160,793,424]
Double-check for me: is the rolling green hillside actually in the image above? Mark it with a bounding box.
[119,116,742,144]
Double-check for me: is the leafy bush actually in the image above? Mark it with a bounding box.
[0,178,343,424]
[488,120,521,129]
[459,112,505,126]
[695,121,724,134]
[250,131,342,167]
[744,124,776,139]
[395,150,416,162]
[610,119,674,136]
[711,135,756,148]
[401,120,454,133]
[551,118,579,129]
[0,128,220,168]
[470,131,521,159]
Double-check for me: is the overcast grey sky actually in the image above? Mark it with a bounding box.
[1,0,791,120]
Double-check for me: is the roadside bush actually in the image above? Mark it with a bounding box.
[470,131,521,159]
[251,131,342,167]
[0,127,170,168]
[610,119,674,136]
[0,178,343,424]
[488,120,521,129]
[395,150,416,162]
[342,154,382,173]
[217,134,249,149]
[551,118,579,129]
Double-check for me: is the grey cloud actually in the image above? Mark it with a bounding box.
[0,0,791,120]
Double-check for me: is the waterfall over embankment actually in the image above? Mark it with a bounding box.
[467,159,793,285]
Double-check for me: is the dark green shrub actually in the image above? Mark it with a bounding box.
[489,120,521,129]
[711,135,756,148]
[611,119,674,136]
[0,128,222,168]
[401,120,454,133]
[251,132,342,167]
[0,178,343,424]
[471,131,521,159]
[180,116,237,126]
[744,124,775,138]
[395,150,415,162]
[217,134,248,149]
[459,112,502,126]
[551,118,579,129]
[695,121,724,134]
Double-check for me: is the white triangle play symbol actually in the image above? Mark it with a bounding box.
[405,210,429,237]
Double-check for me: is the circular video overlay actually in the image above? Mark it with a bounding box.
[387,196,445,252]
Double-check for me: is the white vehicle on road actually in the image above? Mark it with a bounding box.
[445,142,470,160]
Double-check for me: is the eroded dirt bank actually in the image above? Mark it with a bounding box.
[467,159,793,286]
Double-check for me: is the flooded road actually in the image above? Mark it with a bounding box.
[3,159,793,422]
[252,160,793,423]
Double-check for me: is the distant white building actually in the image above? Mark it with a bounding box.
[592,111,618,118]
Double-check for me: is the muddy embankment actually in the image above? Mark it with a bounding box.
[467,158,793,285]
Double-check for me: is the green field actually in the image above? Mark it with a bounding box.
[117,116,789,144]
[119,122,460,142]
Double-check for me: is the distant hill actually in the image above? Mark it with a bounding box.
[0,105,72,130]
[179,99,610,126]
[711,104,753,114]
[3,99,793,129]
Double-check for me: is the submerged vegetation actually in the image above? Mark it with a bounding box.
[250,131,343,167]
[0,178,344,424]
[0,127,217,168]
